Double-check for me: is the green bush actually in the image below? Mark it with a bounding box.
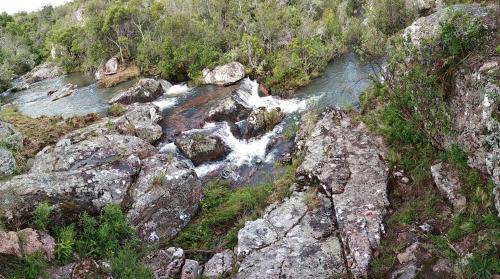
[465,253,500,279]
[110,244,153,279]
[171,180,272,251]
[55,225,76,263]
[96,204,134,258]
[31,202,53,231]
[11,251,48,279]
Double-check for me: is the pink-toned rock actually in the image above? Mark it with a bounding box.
[0,231,22,258]
[18,228,55,260]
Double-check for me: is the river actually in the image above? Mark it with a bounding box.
[1,53,378,186]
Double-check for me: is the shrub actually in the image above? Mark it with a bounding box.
[96,204,134,258]
[55,225,76,263]
[110,244,153,279]
[11,251,48,279]
[75,212,99,258]
[107,103,126,117]
[31,202,53,231]
[465,253,499,279]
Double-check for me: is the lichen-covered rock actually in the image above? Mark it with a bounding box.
[50,83,77,101]
[22,62,62,85]
[447,57,500,215]
[202,62,245,86]
[0,155,141,227]
[206,94,251,123]
[17,228,56,261]
[175,132,229,166]
[296,109,388,278]
[181,259,201,279]
[431,162,467,210]
[203,250,234,279]
[114,103,163,143]
[30,134,155,173]
[143,247,185,279]
[236,192,347,279]
[109,78,164,105]
[242,107,284,139]
[0,148,16,176]
[127,154,203,243]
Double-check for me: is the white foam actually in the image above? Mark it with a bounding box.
[166,84,191,95]
[153,98,177,110]
[235,78,309,113]
[159,142,178,153]
[193,122,282,177]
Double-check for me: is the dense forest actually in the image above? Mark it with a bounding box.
[0,0,420,93]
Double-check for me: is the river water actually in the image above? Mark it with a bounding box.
[1,53,377,186]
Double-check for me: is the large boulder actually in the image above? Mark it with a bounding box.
[127,154,203,243]
[0,148,16,176]
[295,109,388,278]
[0,155,142,228]
[202,62,246,86]
[23,63,62,85]
[113,103,163,144]
[109,78,164,105]
[30,134,155,173]
[175,132,229,166]
[236,192,347,279]
[431,162,467,211]
[242,107,284,139]
[206,94,251,123]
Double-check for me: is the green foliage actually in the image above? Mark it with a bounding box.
[171,180,272,252]
[96,203,134,258]
[109,244,153,279]
[367,0,415,36]
[55,225,76,263]
[107,103,126,117]
[465,253,500,279]
[496,45,500,55]
[439,12,486,59]
[30,202,53,231]
[11,251,48,279]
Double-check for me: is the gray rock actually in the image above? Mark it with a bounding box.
[30,134,155,173]
[405,0,436,15]
[109,78,164,105]
[127,154,203,243]
[23,62,62,84]
[114,103,163,143]
[95,57,119,80]
[0,155,141,227]
[203,250,234,279]
[202,62,245,86]
[0,148,16,176]
[181,259,201,279]
[50,83,77,101]
[175,132,229,166]
[432,258,453,274]
[206,94,251,123]
[296,109,388,278]
[391,264,419,279]
[242,107,284,139]
[144,247,185,279]
[46,262,76,279]
[236,192,347,279]
[431,162,467,211]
